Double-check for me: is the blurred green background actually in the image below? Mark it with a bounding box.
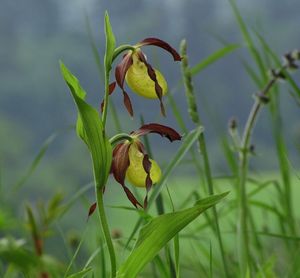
[1,0,300,273]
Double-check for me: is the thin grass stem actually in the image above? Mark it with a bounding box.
[238,63,289,276]
[180,39,230,278]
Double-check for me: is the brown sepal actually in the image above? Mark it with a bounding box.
[100,81,116,113]
[135,140,146,154]
[137,51,166,116]
[111,143,143,208]
[133,123,182,142]
[115,53,133,89]
[87,202,97,221]
[115,53,134,116]
[139,37,182,61]
[111,143,130,186]
[142,154,152,190]
[123,91,134,117]
[109,81,117,94]
[121,184,143,208]
[142,154,153,209]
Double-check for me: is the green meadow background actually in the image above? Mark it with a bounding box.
[1,0,300,277]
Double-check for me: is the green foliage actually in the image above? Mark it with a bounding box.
[189,44,241,76]
[117,193,228,277]
[104,11,116,73]
[60,62,112,190]
[66,267,92,278]
[0,237,37,272]
[2,4,300,278]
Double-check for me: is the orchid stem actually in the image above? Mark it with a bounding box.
[96,188,116,277]
[102,69,110,129]
[112,44,136,62]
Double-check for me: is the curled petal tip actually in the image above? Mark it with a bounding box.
[139,37,181,61]
[133,123,182,142]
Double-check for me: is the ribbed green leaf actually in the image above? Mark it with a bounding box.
[117,192,228,278]
[60,62,112,189]
[104,11,116,72]
[190,44,240,76]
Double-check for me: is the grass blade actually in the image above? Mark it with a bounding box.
[190,44,241,76]
[66,267,92,278]
[12,132,58,191]
[229,0,267,81]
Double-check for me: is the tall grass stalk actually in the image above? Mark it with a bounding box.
[237,62,290,276]
[254,33,297,235]
[180,39,230,278]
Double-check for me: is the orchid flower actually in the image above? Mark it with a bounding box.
[113,38,181,117]
[111,123,181,208]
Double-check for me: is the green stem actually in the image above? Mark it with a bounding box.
[112,44,136,62]
[180,39,230,278]
[238,65,288,276]
[96,188,116,277]
[109,133,133,146]
[198,135,230,278]
[102,69,110,129]
[270,94,295,235]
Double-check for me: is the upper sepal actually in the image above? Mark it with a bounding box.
[132,123,182,142]
[139,37,182,61]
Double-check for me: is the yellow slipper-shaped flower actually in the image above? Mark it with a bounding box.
[126,143,161,188]
[125,52,168,99]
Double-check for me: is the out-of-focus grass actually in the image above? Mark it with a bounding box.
[104,172,300,233]
[90,171,298,277]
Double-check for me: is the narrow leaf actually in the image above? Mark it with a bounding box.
[117,192,228,277]
[12,132,58,190]
[66,267,92,278]
[190,44,241,76]
[229,0,266,81]
[148,126,203,206]
[255,31,300,98]
[60,62,112,190]
[104,11,116,72]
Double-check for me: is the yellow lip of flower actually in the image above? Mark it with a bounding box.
[126,142,161,188]
[125,51,168,99]
[114,38,181,117]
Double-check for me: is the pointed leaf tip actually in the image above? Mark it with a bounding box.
[104,10,116,71]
